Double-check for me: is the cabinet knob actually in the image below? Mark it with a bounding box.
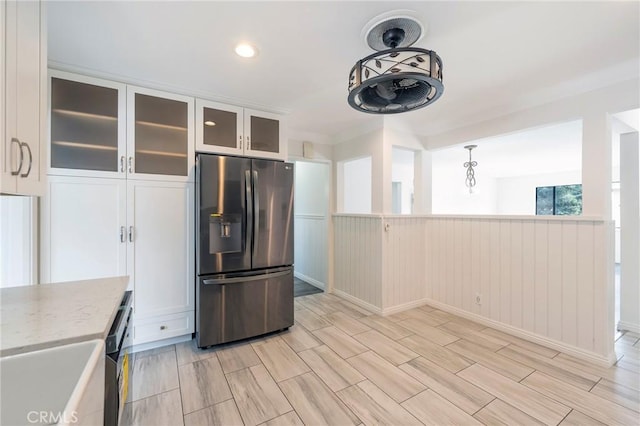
[128,157,134,174]
[160,325,167,330]
[120,156,125,173]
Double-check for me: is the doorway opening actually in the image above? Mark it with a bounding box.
[293,160,330,297]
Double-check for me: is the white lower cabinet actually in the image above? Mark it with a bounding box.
[126,179,194,345]
[42,176,194,346]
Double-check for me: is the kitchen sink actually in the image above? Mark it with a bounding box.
[1,339,105,425]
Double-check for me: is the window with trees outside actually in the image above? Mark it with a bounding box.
[536,184,582,215]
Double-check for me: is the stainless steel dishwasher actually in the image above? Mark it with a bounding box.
[104,290,132,426]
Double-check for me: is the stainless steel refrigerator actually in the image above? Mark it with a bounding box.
[196,154,294,347]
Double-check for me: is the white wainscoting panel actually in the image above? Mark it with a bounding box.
[333,215,383,309]
[294,214,328,288]
[332,214,614,362]
[381,217,428,310]
[424,217,612,359]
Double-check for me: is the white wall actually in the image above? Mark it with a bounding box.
[288,138,333,162]
[496,170,582,215]
[384,124,426,215]
[295,161,328,216]
[391,147,414,214]
[432,167,498,214]
[0,196,35,287]
[333,126,433,215]
[334,129,383,213]
[294,161,330,288]
[342,157,372,214]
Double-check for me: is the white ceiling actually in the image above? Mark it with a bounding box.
[47,1,640,142]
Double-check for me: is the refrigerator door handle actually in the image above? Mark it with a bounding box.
[252,170,259,260]
[203,270,290,285]
[245,170,252,253]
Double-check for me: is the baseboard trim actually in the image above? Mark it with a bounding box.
[381,298,431,316]
[294,271,325,290]
[424,298,615,367]
[617,320,640,334]
[333,289,382,316]
[130,334,192,354]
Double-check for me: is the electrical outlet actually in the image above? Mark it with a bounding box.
[475,293,482,305]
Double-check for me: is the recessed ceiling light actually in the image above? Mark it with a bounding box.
[204,121,216,127]
[235,43,258,58]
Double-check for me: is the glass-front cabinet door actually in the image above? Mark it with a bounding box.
[127,86,194,182]
[195,99,243,156]
[244,109,285,160]
[195,100,285,160]
[49,71,126,178]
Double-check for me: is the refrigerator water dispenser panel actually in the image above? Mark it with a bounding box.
[209,214,242,254]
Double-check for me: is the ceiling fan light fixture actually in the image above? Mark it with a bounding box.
[348,13,444,114]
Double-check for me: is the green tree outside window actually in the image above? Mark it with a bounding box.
[536,184,582,215]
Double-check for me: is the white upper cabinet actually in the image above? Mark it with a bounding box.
[195,99,244,156]
[1,0,47,196]
[244,109,286,160]
[49,71,126,178]
[196,99,286,160]
[48,76,195,181]
[127,86,195,182]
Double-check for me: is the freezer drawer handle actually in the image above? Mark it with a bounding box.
[203,270,289,286]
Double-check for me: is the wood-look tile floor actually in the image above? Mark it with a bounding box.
[122,293,640,426]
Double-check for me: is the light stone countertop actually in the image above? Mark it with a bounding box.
[0,276,129,357]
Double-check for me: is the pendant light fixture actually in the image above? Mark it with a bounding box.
[348,11,444,114]
[464,145,478,193]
